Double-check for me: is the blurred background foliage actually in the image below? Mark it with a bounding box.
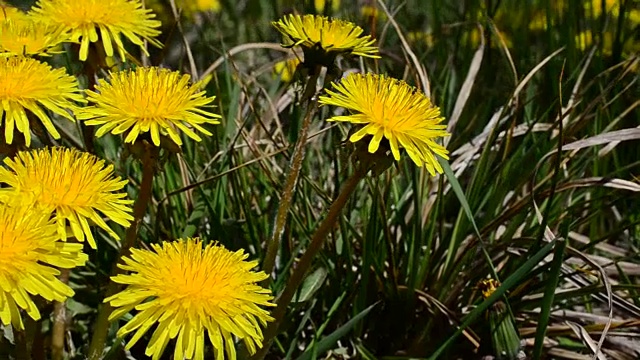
[4,0,640,359]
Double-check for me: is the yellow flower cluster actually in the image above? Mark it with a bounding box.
[0,0,277,358]
[0,204,87,330]
[273,13,450,174]
[0,3,452,360]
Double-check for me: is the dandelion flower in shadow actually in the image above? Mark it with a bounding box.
[272,14,378,64]
[0,204,87,330]
[0,5,29,22]
[273,57,301,83]
[0,56,84,146]
[77,67,221,147]
[319,72,449,175]
[105,238,274,360]
[176,0,221,14]
[0,18,69,57]
[0,147,133,249]
[29,0,161,61]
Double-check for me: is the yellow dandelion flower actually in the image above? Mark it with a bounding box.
[0,147,133,249]
[0,18,69,57]
[478,278,501,299]
[29,0,161,61]
[407,31,434,48]
[273,57,301,82]
[272,14,379,59]
[528,12,549,31]
[0,56,84,146]
[360,5,386,20]
[588,0,619,17]
[630,9,640,25]
[0,204,87,330]
[76,67,221,147]
[319,73,450,175]
[575,30,614,55]
[178,0,221,14]
[105,238,274,360]
[0,5,29,22]
[314,0,340,13]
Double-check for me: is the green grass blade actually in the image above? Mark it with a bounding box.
[532,237,567,359]
[439,157,498,280]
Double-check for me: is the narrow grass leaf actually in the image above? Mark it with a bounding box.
[532,237,567,359]
[439,157,498,279]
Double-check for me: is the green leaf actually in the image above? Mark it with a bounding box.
[295,267,328,303]
[532,237,567,358]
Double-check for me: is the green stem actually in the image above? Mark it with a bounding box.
[261,67,321,279]
[87,145,158,360]
[14,328,29,360]
[51,269,70,360]
[81,60,97,154]
[254,165,368,360]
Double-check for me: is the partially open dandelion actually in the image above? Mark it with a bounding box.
[105,238,274,360]
[0,147,133,249]
[76,67,221,147]
[0,56,84,146]
[0,18,69,57]
[274,57,301,83]
[0,204,87,330]
[29,0,161,61]
[272,14,379,65]
[319,72,449,175]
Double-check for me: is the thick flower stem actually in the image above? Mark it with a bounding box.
[80,60,98,154]
[261,67,322,279]
[51,269,70,360]
[255,165,368,360]
[14,329,28,360]
[87,145,158,360]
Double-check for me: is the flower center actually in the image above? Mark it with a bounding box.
[0,230,34,271]
[18,171,98,209]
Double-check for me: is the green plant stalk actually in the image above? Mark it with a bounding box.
[489,302,521,360]
[51,268,70,360]
[14,329,29,360]
[261,67,322,279]
[80,54,98,154]
[87,145,158,360]
[254,165,368,360]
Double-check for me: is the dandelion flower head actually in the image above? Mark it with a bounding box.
[0,56,84,146]
[0,204,87,330]
[0,17,69,57]
[178,0,221,14]
[77,66,221,147]
[0,147,133,249]
[29,0,162,61]
[272,14,379,59]
[274,57,301,83]
[319,72,449,175]
[314,0,340,13]
[0,4,29,22]
[105,238,275,360]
